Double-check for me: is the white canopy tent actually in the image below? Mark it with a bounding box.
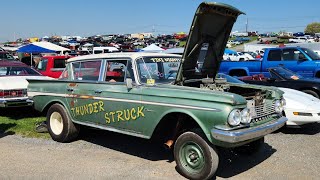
[141,44,164,53]
[32,42,70,54]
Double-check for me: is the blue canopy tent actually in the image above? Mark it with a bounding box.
[17,44,55,66]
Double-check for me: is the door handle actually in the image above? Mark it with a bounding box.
[67,88,74,92]
[94,90,102,94]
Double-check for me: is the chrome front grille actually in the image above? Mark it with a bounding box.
[248,100,276,123]
[253,102,275,118]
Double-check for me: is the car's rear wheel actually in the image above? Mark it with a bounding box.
[47,103,80,142]
[174,130,219,180]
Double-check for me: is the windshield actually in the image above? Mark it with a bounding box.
[301,48,320,60]
[269,67,303,80]
[136,56,181,84]
[216,73,245,84]
[0,53,15,60]
[0,66,41,76]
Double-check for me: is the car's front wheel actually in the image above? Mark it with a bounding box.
[47,103,80,142]
[174,130,219,180]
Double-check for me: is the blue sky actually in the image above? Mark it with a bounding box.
[1,0,320,42]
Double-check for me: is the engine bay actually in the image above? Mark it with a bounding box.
[183,77,271,101]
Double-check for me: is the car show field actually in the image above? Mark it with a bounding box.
[1,1,320,179]
[0,124,319,179]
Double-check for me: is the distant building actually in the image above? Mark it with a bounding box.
[130,33,153,39]
[28,37,39,43]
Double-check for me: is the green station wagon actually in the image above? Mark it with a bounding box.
[27,2,287,180]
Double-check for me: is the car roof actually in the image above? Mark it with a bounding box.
[267,47,305,50]
[67,52,182,62]
[0,60,29,67]
[41,55,71,59]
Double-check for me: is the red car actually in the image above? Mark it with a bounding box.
[36,56,71,78]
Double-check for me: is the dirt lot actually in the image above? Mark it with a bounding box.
[0,123,319,180]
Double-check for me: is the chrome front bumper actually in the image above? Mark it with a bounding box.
[0,99,34,107]
[211,116,287,143]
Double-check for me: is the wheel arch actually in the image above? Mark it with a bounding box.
[151,109,211,143]
[314,70,320,78]
[299,87,320,98]
[41,99,70,116]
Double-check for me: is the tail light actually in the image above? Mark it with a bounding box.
[0,89,27,98]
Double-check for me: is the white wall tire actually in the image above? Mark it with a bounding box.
[50,112,63,135]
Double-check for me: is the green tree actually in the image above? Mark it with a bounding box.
[305,22,320,34]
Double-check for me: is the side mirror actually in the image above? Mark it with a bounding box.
[126,78,133,89]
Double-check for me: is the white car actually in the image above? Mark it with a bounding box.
[223,52,254,61]
[288,36,315,43]
[279,87,320,126]
[220,73,320,126]
[0,60,52,107]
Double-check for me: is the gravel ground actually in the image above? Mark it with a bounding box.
[0,123,319,180]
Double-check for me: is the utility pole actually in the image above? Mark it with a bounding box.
[152,25,155,33]
[245,18,248,32]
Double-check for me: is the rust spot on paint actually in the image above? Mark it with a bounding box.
[79,95,94,99]
[70,100,75,107]
[69,83,77,87]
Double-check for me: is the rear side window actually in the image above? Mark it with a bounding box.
[71,60,102,81]
[267,50,282,61]
[282,49,297,61]
[53,59,67,68]
[105,60,128,83]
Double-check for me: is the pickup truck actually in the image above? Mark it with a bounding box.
[219,47,320,78]
[35,56,70,78]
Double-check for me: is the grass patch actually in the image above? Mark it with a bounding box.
[0,107,49,138]
[179,41,186,47]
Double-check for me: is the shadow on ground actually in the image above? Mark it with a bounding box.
[79,127,174,162]
[280,122,320,135]
[78,127,276,178]
[0,123,16,138]
[0,107,43,120]
[216,143,276,178]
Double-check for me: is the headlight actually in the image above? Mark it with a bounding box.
[228,109,241,126]
[280,98,286,110]
[240,108,252,124]
[274,100,282,114]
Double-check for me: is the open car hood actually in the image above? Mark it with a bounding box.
[175,2,243,84]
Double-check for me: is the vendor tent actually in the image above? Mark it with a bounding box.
[17,44,55,54]
[162,47,184,55]
[33,42,70,54]
[17,44,55,66]
[140,44,164,53]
